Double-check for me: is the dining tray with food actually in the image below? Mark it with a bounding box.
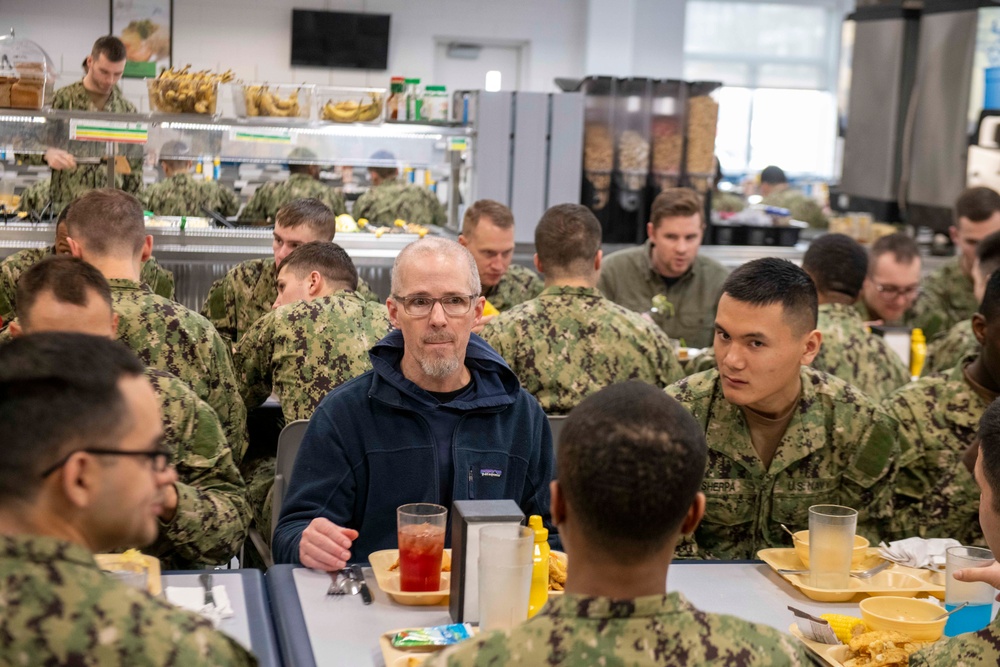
[758,548,945,602]
[789,624,936,667]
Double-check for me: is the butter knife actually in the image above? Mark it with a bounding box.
[351,564,373,605]
[199,572,216,607]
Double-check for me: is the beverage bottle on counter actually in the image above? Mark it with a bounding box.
[527,515,550,618]
[405,78,422,121]
[387,77,405,120]
[910,328,927,379]
[213,157,221,181]
[202,156,213,181]
[422,85,448,122]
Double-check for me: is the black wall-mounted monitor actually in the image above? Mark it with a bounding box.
[291,9,390,70]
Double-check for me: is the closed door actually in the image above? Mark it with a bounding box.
[433,41,522,92]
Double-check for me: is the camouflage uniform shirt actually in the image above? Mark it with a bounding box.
[145,368,250,570]
[761,186,828,229]
[881,356,985,545]
[16,178,50,216]
[666,367,899,560]
[237,173,346,223]
[351,178,447,228]
[598,242,729,349]
[482,285,685,414]
[910,613,1000,666]
[425,592,811,667]
[201,257,379,345]
[924,319,977,376]
[812,302,911,401]
[483,264,544,312]
[914,258,977,340]
[110,278,248,462]
[0,535,256,666]
[141,172,240,217]
[0,245,175,326]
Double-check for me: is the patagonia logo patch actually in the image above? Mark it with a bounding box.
[480,469,502,478]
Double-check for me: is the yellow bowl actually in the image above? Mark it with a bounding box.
[793,530,869,568]
[859,596,946,642]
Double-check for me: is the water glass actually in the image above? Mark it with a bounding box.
[478,524,533,632]
[945,546,996,637]
[808,505,858,589]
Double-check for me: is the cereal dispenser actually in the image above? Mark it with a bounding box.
[613,78,652,232]
[580,77,615,229]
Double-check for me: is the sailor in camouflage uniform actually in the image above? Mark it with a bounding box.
[458,199,542,317]
[15,177,51,217]
[666,259,899,560]
[141,139,240,217]
[238,148,346,223]
[758,166,828,229]
[204,198,379,345]
[482,204,683,414]
[235,242,391,538]
[428,382,811,667]
[0,212,174,326]
[0,333,256,667]
[353,155,447,228]
[802,234,910,400]
[65,189,248,462]
[8,255,250,570]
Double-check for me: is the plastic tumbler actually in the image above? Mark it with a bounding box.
[397,503,447,592]
[945,546,996,637]
[808,505,858,589]
[479,524,534,632]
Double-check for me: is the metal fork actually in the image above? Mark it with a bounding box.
[326,569,360,597]
[777,560,892,579]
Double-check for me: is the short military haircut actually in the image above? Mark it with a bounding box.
[391,237,481,297]
[274,198,336,240]
[760,165,787,185]
[977,398,1000,513]
[802,233,868,299]
[16,256,112,328]
[0,333,144,502]
[278,241,359,291]
[650,188,703,229]
[558,381,707,562]
[979,269,1000,322]
[370,166,398,180]
[64,188,146,257]
[723,257,818,333]
[462,199,515,236]
[956,186,1000,223]
[91,35,127,63]
[977,231,1000,281]
[869,232,920,271]
[534,204,601,276]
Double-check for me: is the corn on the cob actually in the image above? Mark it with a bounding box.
[820,614,866,644]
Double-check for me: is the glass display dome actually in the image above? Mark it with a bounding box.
[0,28,56,110]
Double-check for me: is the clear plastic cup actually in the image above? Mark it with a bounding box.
[479,524,533,632]
[945,546,996,636]
[808,505,858,589]
[397,503,447,592]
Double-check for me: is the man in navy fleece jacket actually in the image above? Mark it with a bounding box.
[273,237,554,569]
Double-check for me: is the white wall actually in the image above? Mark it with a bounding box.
[5,0,587,106]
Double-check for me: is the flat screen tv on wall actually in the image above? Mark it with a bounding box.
[291,9,390,70]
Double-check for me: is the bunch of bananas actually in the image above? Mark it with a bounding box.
[321,93,383,123]
[148,65,234,114]
[243,85,302,118]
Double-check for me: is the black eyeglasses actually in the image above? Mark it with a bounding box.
[41,448,171,478]
[392,294,478,317]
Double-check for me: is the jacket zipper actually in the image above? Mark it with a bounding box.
[468,466,475,499]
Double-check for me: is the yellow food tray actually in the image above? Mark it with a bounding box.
[94,552,162,596]
[788,624,940,667]
[758,548,944,602]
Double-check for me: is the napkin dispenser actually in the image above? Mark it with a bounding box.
[449,499,525,622]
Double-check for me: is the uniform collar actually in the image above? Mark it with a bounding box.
[0,534,98,570]
[538,285,603,300]
[107,278,149,292]
[819,302,863,323]
[542,591,691,620]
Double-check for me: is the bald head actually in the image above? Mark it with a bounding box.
[391,238,481,297]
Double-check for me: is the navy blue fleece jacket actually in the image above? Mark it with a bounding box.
[272,330,554,565]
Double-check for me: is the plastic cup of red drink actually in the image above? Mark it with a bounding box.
[397,503,447,592]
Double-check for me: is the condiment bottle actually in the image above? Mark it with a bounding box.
[910,328,927,379]
[387,77,405,120]
[527,515,549,617]
[405,78,422,121]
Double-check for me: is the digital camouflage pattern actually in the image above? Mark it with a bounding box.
[141,172,240,217]
[425,592,811,667]
[598,243,729,349]
[812,302,911,401]
[913,258,977,341]
[351,178,447,228]
[0,535,257,667]
[482,285,684,414]
[924,319,978,376]
[237,173,346,223]
[109,278,248,462]
[0,245,175,325]
[761,187,828,229]
[711,190,746,214]
[881,356,985,545]
[482,264,543,313]
[16,178,50,216]
[234,291,391,537]
[665,367,899,560]
[145,368,250,570]
[910,614,1000,666]
[201,257,379,345]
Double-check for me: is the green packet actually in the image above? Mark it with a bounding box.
[391,623,474,649]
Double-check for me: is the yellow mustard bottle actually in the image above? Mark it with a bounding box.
[910,328,927,379]
[528,515,550,617]
[482,300,500,317]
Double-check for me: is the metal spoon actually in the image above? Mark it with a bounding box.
[932,601,969,621]
[781,524,797,539]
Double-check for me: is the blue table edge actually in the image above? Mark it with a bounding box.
[268,564,319,667]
